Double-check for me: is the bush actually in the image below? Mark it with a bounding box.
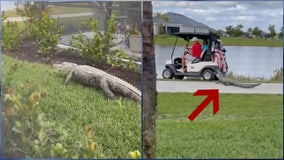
[2,63,141,158]
[15,2,64,55]
[2,63,53,158]
[71,18,106,62]
[15,1,39,38]
[107,50,141,72]
[270,68,283,81]
[71,13,140,72]
[34,11,64,56]
[1,63,104,158]
[2,11,20,50]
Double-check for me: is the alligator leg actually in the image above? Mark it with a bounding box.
[100,77,115,99]
[65,70,74,84]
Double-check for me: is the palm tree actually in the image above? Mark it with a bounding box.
[225,25,233,37]
[268,24,276,38]
[163,15,169,35]
[252,27,262,37]
[154,12,169,35]
[247,27,252,33]
[142,1,157,159]
[278,27,283,39]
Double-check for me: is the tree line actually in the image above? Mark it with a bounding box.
[218,24,283,39]
[153,12,283,39]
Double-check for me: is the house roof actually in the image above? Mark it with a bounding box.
[154,12,210,29]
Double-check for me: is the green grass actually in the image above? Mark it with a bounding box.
[225,70,283,83]
[49,5,92,15]
[4,16,92,36]
[55,16,92,35]
[221,36,282,47]
[157,93,283,158]
[154,35,283,47]
[2,55,141,158]
[4,6,93,35]
[3,9,19,17]
[154,35,188,46]
[4,4,91,18]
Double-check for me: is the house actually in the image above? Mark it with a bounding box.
[153,12,210,35]
[246,31,270,39]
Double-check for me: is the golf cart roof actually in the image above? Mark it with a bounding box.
[173,32,220,42]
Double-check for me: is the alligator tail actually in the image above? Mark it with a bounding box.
[219,78,261,88]
[215,69,261,89]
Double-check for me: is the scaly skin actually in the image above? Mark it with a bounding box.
[53,62,141,102]
[215,69,261,88]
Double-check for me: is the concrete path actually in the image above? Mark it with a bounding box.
[157,80,283,94]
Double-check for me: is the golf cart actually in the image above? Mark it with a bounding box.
[162,32,228,80]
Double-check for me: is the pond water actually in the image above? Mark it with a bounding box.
[155,45,283,79]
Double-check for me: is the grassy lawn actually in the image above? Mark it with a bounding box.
[154,35,283,47]
[3,9,19,17]
[2,55,141,158]
[157,93,283,158]
[221,36,282,47]
[4,16,92,36]
[49,5,91,15]
[4,4,91,17]
[4,5,93,35]
[55,16,92,35]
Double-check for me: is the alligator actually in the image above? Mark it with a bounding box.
[215,69,261,88]
[53,62,141,102]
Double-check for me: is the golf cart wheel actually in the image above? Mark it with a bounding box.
[202,69,214,81]
[162,68,174,79]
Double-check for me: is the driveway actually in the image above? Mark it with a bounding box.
[157,80,283,94]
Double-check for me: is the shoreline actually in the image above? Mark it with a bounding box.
[154,35,283,47]
[154,43,283,48]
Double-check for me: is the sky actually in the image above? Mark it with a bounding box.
[152,0,283,33]
[1,1,283,32]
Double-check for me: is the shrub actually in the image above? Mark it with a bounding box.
[1,63,103,158]
[15,1,64,55]
[34,11,64,56]
[107,50,141,72]
[71,13,140,72]
[270,68,283,81]
[71,17,106,62]
[1,11,20,50]
[15,1,39,38]
[2,63,54,158]
[2,63,140,158]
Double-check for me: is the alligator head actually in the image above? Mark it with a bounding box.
[53,62,78,73]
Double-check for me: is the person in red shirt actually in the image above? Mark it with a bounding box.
[177,37,202,73]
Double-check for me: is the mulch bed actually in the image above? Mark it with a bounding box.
[3,39,141,90]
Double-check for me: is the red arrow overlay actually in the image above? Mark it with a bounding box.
[188,89,219,121]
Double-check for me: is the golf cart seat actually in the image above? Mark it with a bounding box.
[188,49,209,64]
[192,58,201,64]
[200,49,207,59]
[201,49,212,61]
